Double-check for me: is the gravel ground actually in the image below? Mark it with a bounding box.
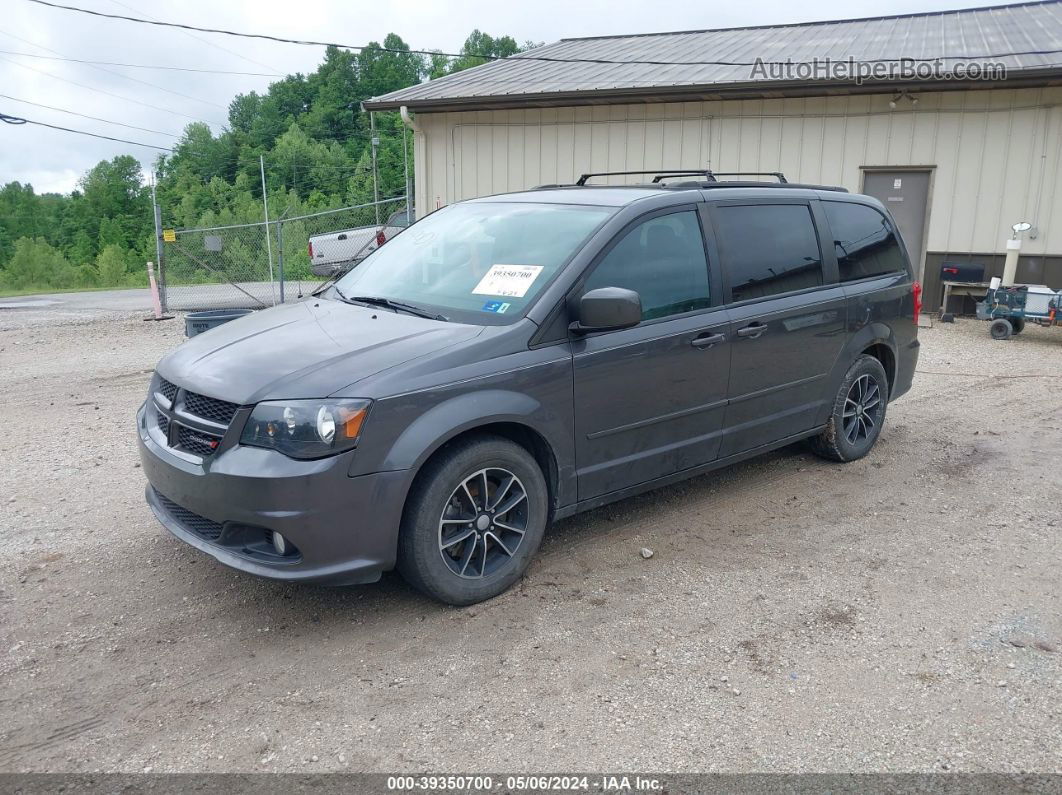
[0,305,1059,774]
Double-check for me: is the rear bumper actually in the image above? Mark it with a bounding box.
[137,403,409,585]
[890,337,920,401]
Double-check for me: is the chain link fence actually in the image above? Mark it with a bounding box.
[159,195,409,311]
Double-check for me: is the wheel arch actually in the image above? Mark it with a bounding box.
[382,390,566,521]
[839,322,898,392]
[411,422,560,519]
[859,341,896,398]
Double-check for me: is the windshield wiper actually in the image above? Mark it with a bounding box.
[348,295,448,322]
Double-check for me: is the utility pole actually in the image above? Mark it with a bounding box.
[370,111,381,226]
[150,172,165,312]
[259,154,276,306]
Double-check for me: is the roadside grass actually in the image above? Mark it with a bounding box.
[0,284,148,299]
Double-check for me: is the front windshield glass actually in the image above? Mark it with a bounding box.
[333,201,613,322]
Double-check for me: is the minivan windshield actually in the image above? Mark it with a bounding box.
[332,201,613,323]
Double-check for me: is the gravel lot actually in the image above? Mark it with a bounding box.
[0,304,1059,774]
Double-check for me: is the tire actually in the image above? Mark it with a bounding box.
[809,355,889,463]
[396,435,548,605]
[1011,317,1025,334]
[990,318,1013,340]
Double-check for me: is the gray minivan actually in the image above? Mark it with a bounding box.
[138,171,920,605]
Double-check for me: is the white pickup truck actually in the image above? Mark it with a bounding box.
[308,209,412,277]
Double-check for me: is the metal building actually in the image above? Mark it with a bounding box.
[365,2,1062,306]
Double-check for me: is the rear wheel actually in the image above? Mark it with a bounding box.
[809,355,889,463]
[1011,317,1025,334]
[397,435,548,605]
[990,318,1013,340]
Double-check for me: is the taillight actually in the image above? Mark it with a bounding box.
[376,229,387,247]
[307,241,314,259]
[912,281,922,324]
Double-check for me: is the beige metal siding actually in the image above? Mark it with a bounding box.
[411,86,1062,273]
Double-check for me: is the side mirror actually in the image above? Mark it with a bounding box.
[570,287,642,334]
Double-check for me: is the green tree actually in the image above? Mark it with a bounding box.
[78,155,151,252]
[448,30,522,73]
[358,35,425,98]
[426,51,451,80]
[66,229,95,269]
[228,91,262,135]
[300,46,360,143]
[96,243,133,287]
[0,237,80,290]
[166,123,237,184]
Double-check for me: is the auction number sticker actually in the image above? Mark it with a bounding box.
[472,264,543,298]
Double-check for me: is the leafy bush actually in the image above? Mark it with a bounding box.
[0,237,85,291]
[96,244,136,287]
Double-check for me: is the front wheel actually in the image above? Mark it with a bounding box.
[809,355,889,463]
[397,435,548,605]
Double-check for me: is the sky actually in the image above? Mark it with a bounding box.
[0,0,1021,195]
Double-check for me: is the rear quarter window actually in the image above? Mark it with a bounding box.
[714,204,824,302]
[824,201,906,282]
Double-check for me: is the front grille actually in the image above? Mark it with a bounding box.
[154,489,223,541]
[157,377,178,403]
[152,380,240,457]
[183,391,239,426]
[177,424,222,457]
[156,409,170,437]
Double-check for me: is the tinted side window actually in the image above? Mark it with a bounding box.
[715,204,823,302]
[583,210,710,320]
[824,202,906,282]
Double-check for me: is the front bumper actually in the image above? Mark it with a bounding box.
[137,403,409,585]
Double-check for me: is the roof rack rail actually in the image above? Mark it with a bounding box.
[702,171,788,183]
[691,181,848,192]
[545,170,848,192]
[574,169,790,185]
[575,170,713,186]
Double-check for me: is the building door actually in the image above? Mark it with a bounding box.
[862,170,931,281]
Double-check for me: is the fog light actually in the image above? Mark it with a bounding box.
[271,531,288,556]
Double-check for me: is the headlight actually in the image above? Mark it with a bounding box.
[240,399,370,459]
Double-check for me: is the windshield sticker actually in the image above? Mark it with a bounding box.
[472,264,544,298]
[481,300,511,314]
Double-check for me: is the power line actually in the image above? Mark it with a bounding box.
[23,0,1062,67]
[1,110,174,150]
[0,27,228,111]
[0,55,215,125]
[0,47,282,77]
[105,0,284,78]
[0,93,180,136]
[25,0,472,60]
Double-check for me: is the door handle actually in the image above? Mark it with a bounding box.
[691,332,726,349]
[736,323,768,339]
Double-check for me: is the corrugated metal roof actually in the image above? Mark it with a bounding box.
[365,1,1062,110]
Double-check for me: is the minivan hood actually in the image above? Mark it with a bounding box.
[157,299,482,404]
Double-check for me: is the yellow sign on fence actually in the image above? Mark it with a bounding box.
[162,229,176,243]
